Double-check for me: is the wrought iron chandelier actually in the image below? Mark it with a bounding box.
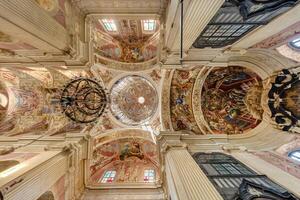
[60,77,108,123]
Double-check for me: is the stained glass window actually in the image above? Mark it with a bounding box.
[143,20,156,31]
[101,19,117,32]
[290,37,300,49]
[100,170,116,183]
[144,169,155,183]
[288,150,300,163]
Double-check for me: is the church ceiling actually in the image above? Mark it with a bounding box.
[92,18,159,67]
[170,69,202,134]
[0,31,37,57]
[89,65,161,135]
[35,0,67,28]
[201,67,263,135]
[0,67,89,136]
[110,75,158,126]
[89,130,159,187]
[168,66,264,135]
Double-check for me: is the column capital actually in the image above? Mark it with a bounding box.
[157,132,188,154]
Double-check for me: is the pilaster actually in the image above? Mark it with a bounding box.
[158,132,222,200]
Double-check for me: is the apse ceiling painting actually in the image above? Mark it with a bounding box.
[93,18,159,65]
[201,67,263,135]
[89,136,160,186]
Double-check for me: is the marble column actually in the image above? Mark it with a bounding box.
[159,133,222,200]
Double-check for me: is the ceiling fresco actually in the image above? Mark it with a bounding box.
[0,31,37,56]
[110,75,158,126]
[202,67,263,134]
[89,137,159,185]
[170,69,202,134]
[35,0,67,27]
[0,67,89,136]
[169,66,264,135]
[93,19,159,64]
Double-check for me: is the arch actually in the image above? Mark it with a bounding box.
[36,191,55,200]
[0,160,19,173]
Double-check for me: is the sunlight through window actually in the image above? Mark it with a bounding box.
[143,20,156,31]
[101,19,117,32]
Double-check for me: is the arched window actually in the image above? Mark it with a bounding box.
[289,37,300,49]
[288,150,300,163]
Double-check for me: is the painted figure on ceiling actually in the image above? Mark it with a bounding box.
[201,66,263,135]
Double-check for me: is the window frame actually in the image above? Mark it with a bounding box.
[142,20,156,32]
[100,170,116,183]
[101,19,117,32]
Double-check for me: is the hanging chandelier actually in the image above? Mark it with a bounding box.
[60,77,108,123]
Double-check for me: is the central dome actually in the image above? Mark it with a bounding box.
[110,75,158,126]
